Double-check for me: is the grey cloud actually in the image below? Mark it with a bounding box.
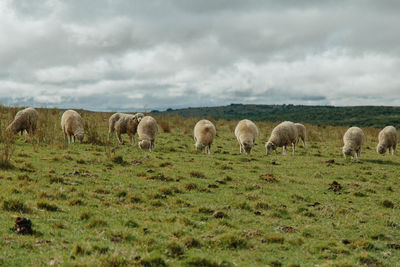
[1,1,400,111]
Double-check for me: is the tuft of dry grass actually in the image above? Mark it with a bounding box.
[0,132,15,169]
[159,121,171,133]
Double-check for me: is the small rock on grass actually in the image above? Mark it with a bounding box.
[213,211,227,218]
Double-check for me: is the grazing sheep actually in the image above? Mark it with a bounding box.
[6,107,39,136]
[137,116,158,151]
[61,110,84,144]
[342,127,365,161]
[234,119,259,154]
[295,123,306,147]
[194,119,216,154]
[265,121,298,155]
[108,112,144,144]
[376,126,397,155]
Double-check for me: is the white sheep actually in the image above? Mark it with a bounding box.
[342,126,365,161]
[376,126,397,155]
[61,110,84,144]
[265,121,298,155]
[234,119,259,154]
[194,119,216,154]
[108,112,144,144]
[6,107,39,136]
[295,123,306,147]
[137,116,158,151]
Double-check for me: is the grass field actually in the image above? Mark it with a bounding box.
[0,106,399,266]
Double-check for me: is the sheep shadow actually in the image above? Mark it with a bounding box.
[363,159,399,166]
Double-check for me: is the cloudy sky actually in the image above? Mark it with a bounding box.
[1,0,400,111]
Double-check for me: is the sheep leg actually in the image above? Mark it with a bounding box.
[393,145,396,155]
[353,150,360,161]
[129,134,133,145]
[68,134,71,144]
[358,148,362,159]
[302,138,306,147]
[116,132,123,144]
[73,135,76,143]
[208,145,211,154]
[23,129,29,142]
[283,146,287,155]
[239,144,243,154]
[292,143,296,155]
[150,141,153,151]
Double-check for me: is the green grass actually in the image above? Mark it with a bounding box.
[0,107,399,266]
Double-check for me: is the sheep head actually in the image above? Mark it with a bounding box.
[75,130,85,143]
[376,144,386,155]
[265,141,275,155]
[195,142,205,152]
[135,113,144,122]
[139,139,151,150]
[342,146,354,158]
[242,141,253,154]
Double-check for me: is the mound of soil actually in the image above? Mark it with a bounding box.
[328,181,342,192]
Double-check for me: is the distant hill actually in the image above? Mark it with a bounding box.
[152,104,400,128]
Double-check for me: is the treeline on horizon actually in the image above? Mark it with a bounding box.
[152,104,400,129]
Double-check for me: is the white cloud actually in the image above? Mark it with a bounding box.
[35,59,112,83]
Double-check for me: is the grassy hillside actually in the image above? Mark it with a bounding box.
[153,104,400,129]
[0,106,399,266]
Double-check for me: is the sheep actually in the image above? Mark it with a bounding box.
[376,126,397,155]
[108,112,144,144]
[137,116,158,151]
[342,126,365,161]
[6,107,39,136]
[194,119,216,154]
[234,119,259,154]
[61,110,84,144]
[265,121,298,155]
[295,123,306,147]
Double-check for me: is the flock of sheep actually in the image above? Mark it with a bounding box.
[4,107,398,160]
